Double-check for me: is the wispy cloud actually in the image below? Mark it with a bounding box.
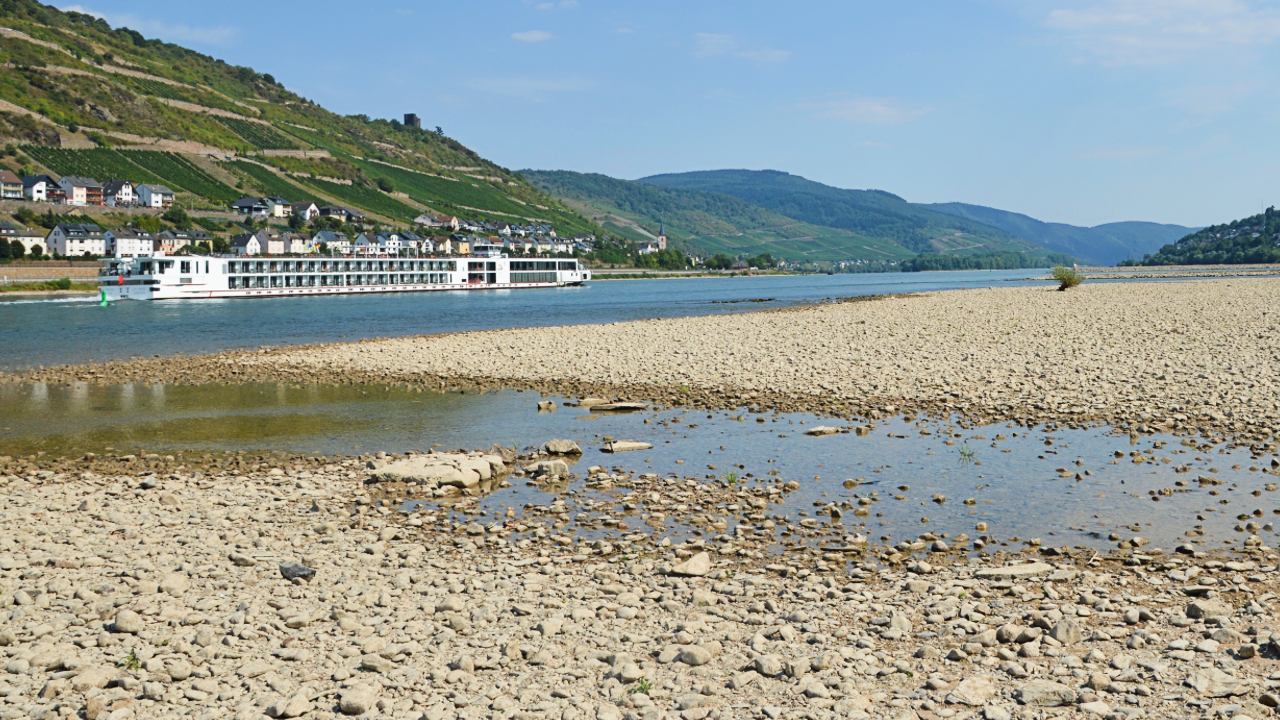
[1165,80,1257,113]
[1044,0,1280,65]
[694,33,790,62]
[536,0,577,8]
[61,5,237,46]
[470,76,592,101]
[801,95,933,124]
[1074,145,1169,159]
[512,29,554,43]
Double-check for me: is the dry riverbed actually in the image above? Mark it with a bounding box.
[3,448,1280,720]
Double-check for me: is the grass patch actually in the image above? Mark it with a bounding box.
[1052,265,1085,291]
[0,278,94,293]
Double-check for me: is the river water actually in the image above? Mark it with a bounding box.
[0,270,1046,370]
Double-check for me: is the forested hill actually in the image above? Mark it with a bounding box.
[636,169,1038,256]
[922,202,1193,266]
[519,169,915,262]
[1122,208,1280,266]
[0,1,598,234]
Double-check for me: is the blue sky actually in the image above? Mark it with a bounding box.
[65,0,1280,227]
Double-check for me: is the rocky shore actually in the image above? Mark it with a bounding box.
[2,448,1280,720]
[6,279,1280,445]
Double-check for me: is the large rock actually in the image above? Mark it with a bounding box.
[339,684,379,715]
[670,552,711,577]
[370,452,505,488]
[544,439,582,455]
[1048,618,1082,646]
[112,610,143,634]
[528,459,569,480]
[158,573,189,596]
[1017,680,1076,707]
[1185,668,1251,697]
[947,676,997,706]
[1186,599,1232,620]
[603,440,654,453]
[265,693,313,718]
[803,426,840,436]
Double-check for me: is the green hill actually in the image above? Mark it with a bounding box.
[520,170,914,262]
[0,2,598,234]
[637,169,1040,256]
[1121,208,1280,266]
[922,202,1193,265]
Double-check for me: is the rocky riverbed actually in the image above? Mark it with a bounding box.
[4,448,1280,720]
[6,280,1280,447]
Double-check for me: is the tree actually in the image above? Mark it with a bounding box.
[14,207,36,226]
[135,216,162,233]
[29,243,43,258]
[211,237,230,254]
[288,212,305,231]
[162,207,191,229]
[375,177,395,194]
[0,239,11,260]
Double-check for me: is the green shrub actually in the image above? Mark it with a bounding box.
[1051,265,1084,291]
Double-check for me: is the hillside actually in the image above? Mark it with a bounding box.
[520,170,914,262]
[1121,208,1280,266]
[637,169,1041,256]
[922,202,1193,266]
[0,2,598,236]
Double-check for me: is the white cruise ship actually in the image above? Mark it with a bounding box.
[98,253,590,301]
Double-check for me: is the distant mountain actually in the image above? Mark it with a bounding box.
[637,169,1040,256]
[1122,209,1280,266]
[520,170,914,262]
[922,202,1194,266]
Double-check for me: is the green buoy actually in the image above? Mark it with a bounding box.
[100,288,108,306]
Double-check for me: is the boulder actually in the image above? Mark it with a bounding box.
[670,552,711,577]
[339,684,380,715]
[1048,618,1082,646]
[112,610,143,634]
[1186,599,1232,620]
[803,426,840,436]
[1185,668,1251,697]
[1017,680,1076,707]
[279,563,316,583]
[544,439,582,455]
[528,459,570,480]
[947,676,997,706]
[603,440,653,453]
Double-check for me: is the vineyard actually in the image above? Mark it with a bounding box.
[23,148,164,185]
[215,117,300,150]
[121,76,189,102]
[357,160,530,218]
[297,177,420,222]
[225,161,311,200]
[121,152,240,204]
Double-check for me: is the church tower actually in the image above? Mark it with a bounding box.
[657,220,667,251]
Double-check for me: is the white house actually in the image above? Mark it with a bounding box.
[290,201,319,222]
[264,197,291,218]
[283,232,310,254]
[230,233,261,256]
[22,175,53,202]
[355,231,400,256]
[0,222,44,256]
[57,176,102,206]
[101,180,135,207]
[137,184,175,209]
[0,171,22,200]
[46,223,107,256]
[253,229,286,255]
[313,230,350,254]
[105,228,154,257]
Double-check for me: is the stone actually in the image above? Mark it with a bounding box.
[678,646,712,666]
[229,552,256,567]
[1017,680,1076,707]
[754,654,784,677]
[266,693,314,718]
[112,610,143,634]
[670,552,712,577]
[1085,673,1111,692]
[237,660,276,678]
[70,666,115,692]
[1049,618,1082,646]
[1078,701,1111,716]
[339,684,379,715]
[529,459,570,480]
[947,676,997,706]
[1186,599,1231,620]
[83,696,107,720]
[544,439,582,454]
[1185,668,1251,697]
[361,654,396,673]
[279,563,316,582]
[166,659,193,681]
[603,440,653,453]
[158,573,189,595]
[804,426,840,436]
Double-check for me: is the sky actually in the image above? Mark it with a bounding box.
[62,0,1280,227]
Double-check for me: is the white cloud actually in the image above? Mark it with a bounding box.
[512,29,554,42]
[470,76,592,101]
[1165,80,1257,112]
[61,5,237,46]
[1045,0,1280,65]
[536,1,576,9]
[801,96,933,123]
[694,33,790,62]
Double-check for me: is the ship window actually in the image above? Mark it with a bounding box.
[180,261,190,274]
[559,261,576,270]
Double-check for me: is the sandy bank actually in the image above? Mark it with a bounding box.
[7,279,1280,444]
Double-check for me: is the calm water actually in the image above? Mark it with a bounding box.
[0,270,1047,370]
[1,381,1274,553]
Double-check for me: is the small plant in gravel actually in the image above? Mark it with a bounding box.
[121,649,140,671]
[958,442,977,465]
[1052,265,1085,291]
[627,678,653,695]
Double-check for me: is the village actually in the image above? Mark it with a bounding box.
[0,168,597,260]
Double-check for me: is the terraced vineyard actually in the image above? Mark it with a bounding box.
[122,152,240,204]
[297,177,419,222]
[359,160,531,218]
[225,160,311,200]
[215,117,300,150]
[23,147,164,185]
[122,77,189,102]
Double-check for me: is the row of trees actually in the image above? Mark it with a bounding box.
[0,239,41,259]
